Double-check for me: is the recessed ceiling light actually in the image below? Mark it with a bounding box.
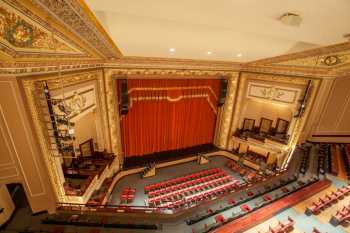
[169,48,176,52]
[237,53,242,57]
[207,51,212,55]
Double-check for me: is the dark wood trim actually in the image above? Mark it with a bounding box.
[79,139,94,157]
[242,118,255,131]
[276,118,289,134]
[259,117,273,134]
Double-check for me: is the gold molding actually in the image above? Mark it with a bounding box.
[21,69,111,202]
[104,68,239,166]
[214,73,239,149]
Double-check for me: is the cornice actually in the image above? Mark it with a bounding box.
[105,56,242,71]
[31,0,122,60]
[248,42,350,66]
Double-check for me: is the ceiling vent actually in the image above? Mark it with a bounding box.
[280,13,302,27]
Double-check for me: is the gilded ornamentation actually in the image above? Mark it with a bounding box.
[0,4,78,53]
[214,74,239,149]
[32,0,122,59]
[276,52,349,68]
[21,70,111,203]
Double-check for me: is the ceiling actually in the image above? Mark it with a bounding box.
[85,0,350,62]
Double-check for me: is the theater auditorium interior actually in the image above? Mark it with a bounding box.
[1,1,350,233]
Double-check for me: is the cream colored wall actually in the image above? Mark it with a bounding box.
[241,99,294,128]
[73,111,98,151]
[0,76,56,214]
[309,76,350,143]
[0,185,15,226]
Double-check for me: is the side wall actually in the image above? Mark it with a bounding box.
[0,76,56,217]
[308,76,350,143]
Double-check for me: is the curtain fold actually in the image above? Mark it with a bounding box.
[119,79,220,157]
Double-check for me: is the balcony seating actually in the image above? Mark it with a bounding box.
[259,217,294,233]
[330,144,339,176]
[341,144,350,179]
[87,177,113,205]
[63,152,115,196]
[299,147,310,174]
[330,203,350,226]
[317,144,330,175]
[146,168,239,209]
[214,214,225,224]
[186,175,311,227]
[305,183,350,215]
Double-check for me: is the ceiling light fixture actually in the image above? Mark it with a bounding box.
[279,12,302,27]
[207,51,212,55]
[169,48,176,52]
[237,53,242,57]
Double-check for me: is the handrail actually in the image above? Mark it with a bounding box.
[56,168,289,214]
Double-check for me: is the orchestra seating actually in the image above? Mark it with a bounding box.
[330,203,350,226]
[145,168,240,209]
[258,217,294,233]
[226,160,263,183]
[305,183,350,215]
[191,177,319,233]
[42,213,159,230]
[341,144,350,179]
[120,187,136,204]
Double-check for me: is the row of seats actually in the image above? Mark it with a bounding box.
[317,144,330,175]
[148,171,227,198]
[258,217,294,233]
[120,187,136,204]
[299,146,310,174]
[148,175,238,208]
[158,180,239,210]
[305,183,350,215]
[144,168,222,193]
[186,175,298,225]
[192,177,319,233]
[330,144,339,176]
[330,203,350,226]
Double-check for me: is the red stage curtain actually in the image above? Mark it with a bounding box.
[119,79,221,157]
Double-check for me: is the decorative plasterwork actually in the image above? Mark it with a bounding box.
[227,72,313,150]
[31,0,122,60]
[104,68,239,166]
[0,0,91,59]
[248,42,350,74]
[21,70,110,202]
[247,83,301,105]
[275,51,350,68]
